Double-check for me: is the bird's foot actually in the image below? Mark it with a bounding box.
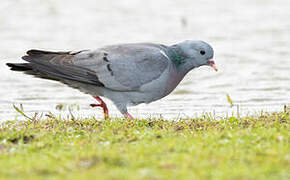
[91,96,109,119]
[123,112,134,119]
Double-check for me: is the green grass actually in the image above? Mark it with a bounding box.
[0,112,289,180]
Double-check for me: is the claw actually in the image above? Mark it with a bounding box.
[90,103,101,107]
[123,112,134,119]
[91,96,109,119]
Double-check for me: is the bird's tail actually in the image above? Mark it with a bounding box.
[6,63,32,71]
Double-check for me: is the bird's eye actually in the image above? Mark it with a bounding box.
[200,50,205,55]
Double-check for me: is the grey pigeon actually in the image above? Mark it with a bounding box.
[7,40,217,119]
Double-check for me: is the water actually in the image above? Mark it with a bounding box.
[0,0,289,121]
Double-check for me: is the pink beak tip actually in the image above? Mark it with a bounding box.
[209,60,218,71]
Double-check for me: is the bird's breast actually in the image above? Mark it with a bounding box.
[136,65,183,103]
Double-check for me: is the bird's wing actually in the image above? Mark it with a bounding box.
[22,43,169,91]
[74,43,169,91]
[21,50,105,86]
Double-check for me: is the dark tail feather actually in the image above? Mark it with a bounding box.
[6,63,32,71]
[26,49,69,56]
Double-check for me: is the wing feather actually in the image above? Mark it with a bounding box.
[73,43,169,91]
[21,50,104,86]
[19,43,169,91]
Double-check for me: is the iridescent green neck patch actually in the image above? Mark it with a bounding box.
[167,47,186,67]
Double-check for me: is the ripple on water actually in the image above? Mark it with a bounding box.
[238,87,282,91]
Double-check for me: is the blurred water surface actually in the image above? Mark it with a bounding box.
[0,0,289,121]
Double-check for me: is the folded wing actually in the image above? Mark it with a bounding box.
[11,43,169,91]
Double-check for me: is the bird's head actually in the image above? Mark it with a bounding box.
[168,40,217,72]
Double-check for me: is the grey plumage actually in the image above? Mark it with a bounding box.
[7,40,216,118]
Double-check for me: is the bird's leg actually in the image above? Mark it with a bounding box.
[90,96,109,119]
[123,112,134,119]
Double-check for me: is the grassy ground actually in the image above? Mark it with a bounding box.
[0,111,289,180]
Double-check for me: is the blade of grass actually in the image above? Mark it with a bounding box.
[13,104,33,121]
[226,94,233,107]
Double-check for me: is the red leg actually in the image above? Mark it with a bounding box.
[123,112,134,119]
[90,96,109,119]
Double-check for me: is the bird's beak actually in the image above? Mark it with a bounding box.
[209,60,218,71]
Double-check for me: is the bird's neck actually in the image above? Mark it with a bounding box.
[167,45,196,75]
[167,45,187,68]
